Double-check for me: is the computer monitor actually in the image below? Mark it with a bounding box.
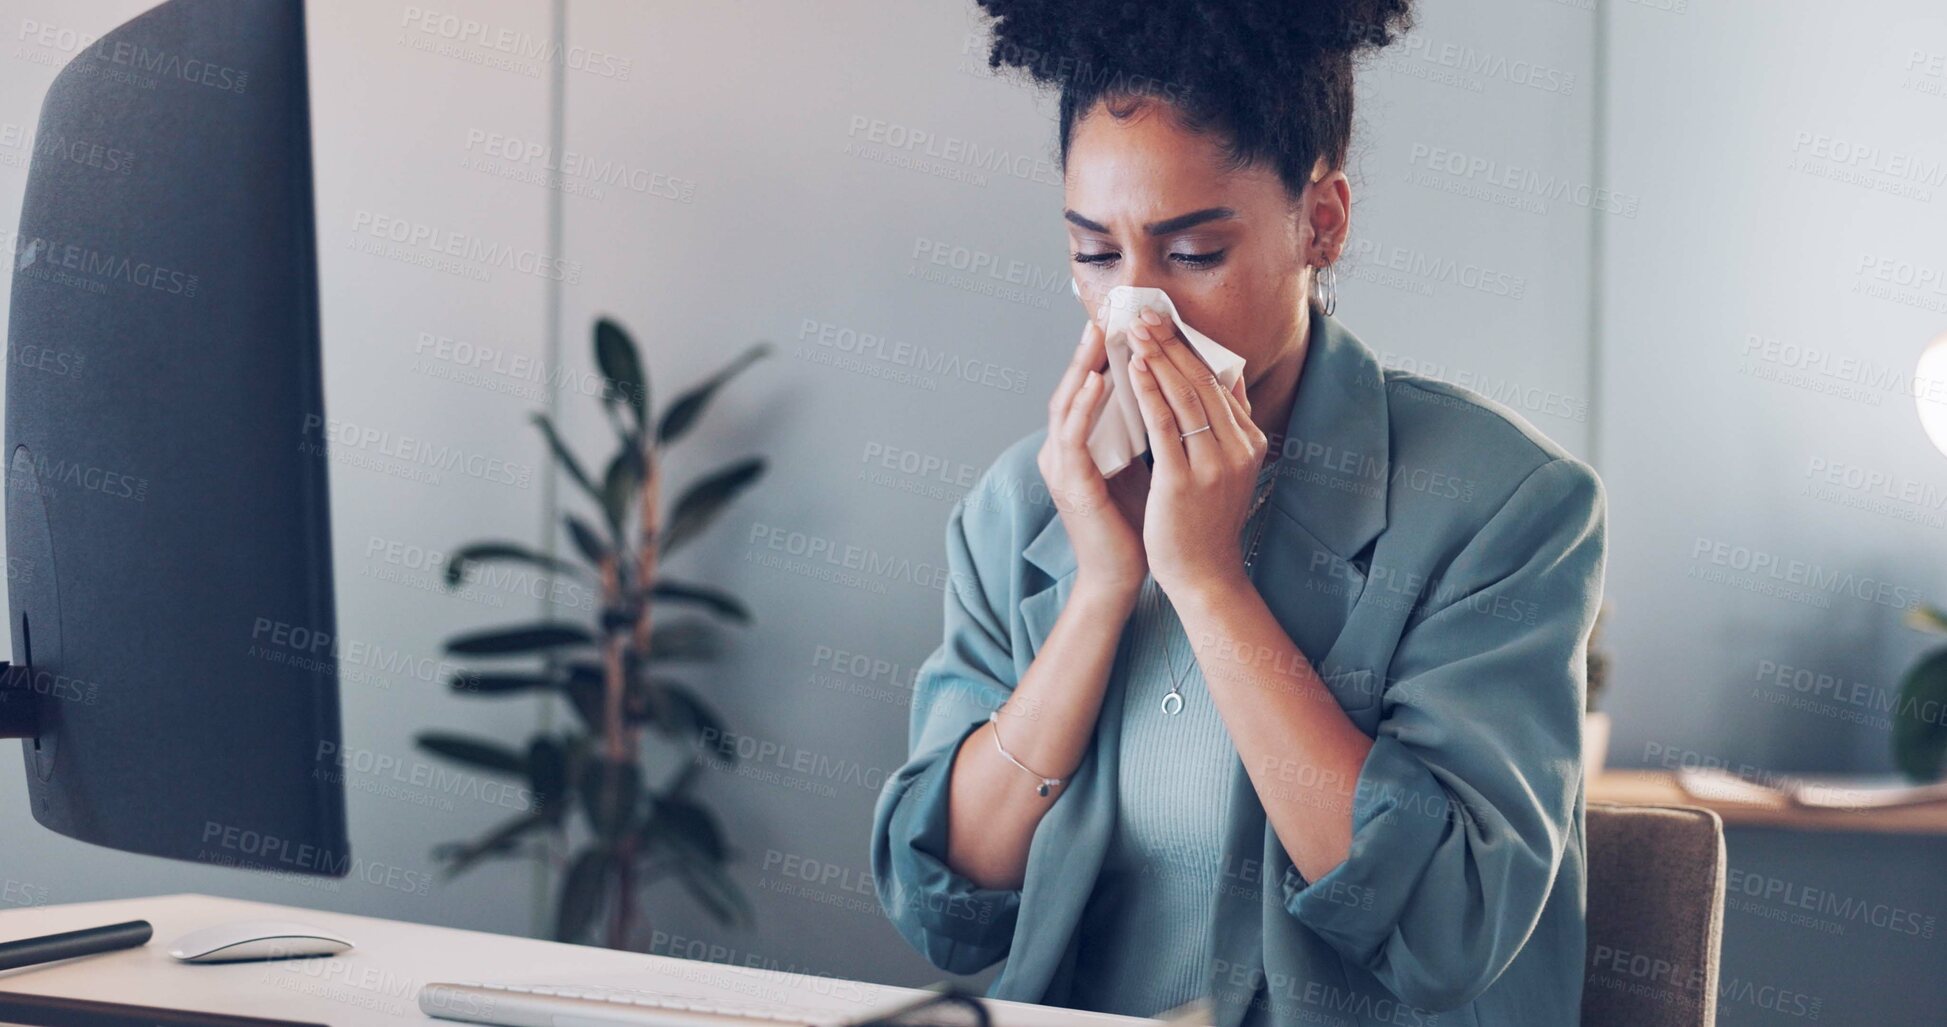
[1,0,347,876]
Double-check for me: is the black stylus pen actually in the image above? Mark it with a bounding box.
[0,920,152,972]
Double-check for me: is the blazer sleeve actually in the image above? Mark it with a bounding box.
[869,490,1026,974]
[1279,456,1607,1011]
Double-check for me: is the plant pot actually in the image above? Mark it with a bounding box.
[1584,711,1612,773]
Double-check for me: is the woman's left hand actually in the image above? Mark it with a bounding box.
[1125,307,1270,600]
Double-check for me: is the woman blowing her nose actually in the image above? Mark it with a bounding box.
[871,3,1608,1026]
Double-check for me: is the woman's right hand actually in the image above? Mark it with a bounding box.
[1038,317,1148,600]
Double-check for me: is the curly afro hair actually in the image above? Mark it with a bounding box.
[974,0,1415,198]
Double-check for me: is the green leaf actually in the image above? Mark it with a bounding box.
[596,318,648,427]
[577,758,642,843]
[446,623,595,656]
[561,662,607,732]
[565,514,610,567]
[443,542,586,587]
[416,732,527,775]
[1893,648,1947,781]
[649,581,751,624]
[675,857,752,928]
[631,680,728,755]
[449,670,561,695]
[644,795,730,863]
[602,447,644,537]
[656,341,772,446]
[555,847,610,942]
[527,737,570,823]
[433,810,551,879]
[661,458,766,556]
[647,618,720,662]
[530,413,600,503]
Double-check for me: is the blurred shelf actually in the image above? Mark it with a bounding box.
[1589,770,1947,835]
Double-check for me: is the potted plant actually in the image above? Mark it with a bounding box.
[415,317,772,947]
[1584,601,1612,771]
[1893,605,1947,782]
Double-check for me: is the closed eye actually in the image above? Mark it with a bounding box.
[1070,251,1227,269]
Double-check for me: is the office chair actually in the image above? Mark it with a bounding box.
[1580,802,1728,1027]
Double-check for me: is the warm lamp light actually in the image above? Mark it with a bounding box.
[1916,333,1947,455]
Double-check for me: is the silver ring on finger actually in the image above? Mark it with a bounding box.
[1178,423,1213,441]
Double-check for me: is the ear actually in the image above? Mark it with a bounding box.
[1301,165,1352,264]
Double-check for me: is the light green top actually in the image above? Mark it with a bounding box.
[1067,461,1280,1018]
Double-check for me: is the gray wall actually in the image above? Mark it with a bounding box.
[1596,1,1947,1021]
[1,0,1939,1021]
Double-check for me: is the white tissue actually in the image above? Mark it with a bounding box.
[1075,284,1248,477]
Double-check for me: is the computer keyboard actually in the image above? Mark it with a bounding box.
[420,978,851,1027]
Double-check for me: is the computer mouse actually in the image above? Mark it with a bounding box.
[166,919,354,963]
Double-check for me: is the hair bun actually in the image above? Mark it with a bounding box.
[1313,0,1418,55]
[974,0,1417,193]
[975,0,1416,92]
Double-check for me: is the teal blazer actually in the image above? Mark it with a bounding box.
[870,305,1607,1027]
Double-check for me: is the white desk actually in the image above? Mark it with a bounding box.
[0,894,1150,1027]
